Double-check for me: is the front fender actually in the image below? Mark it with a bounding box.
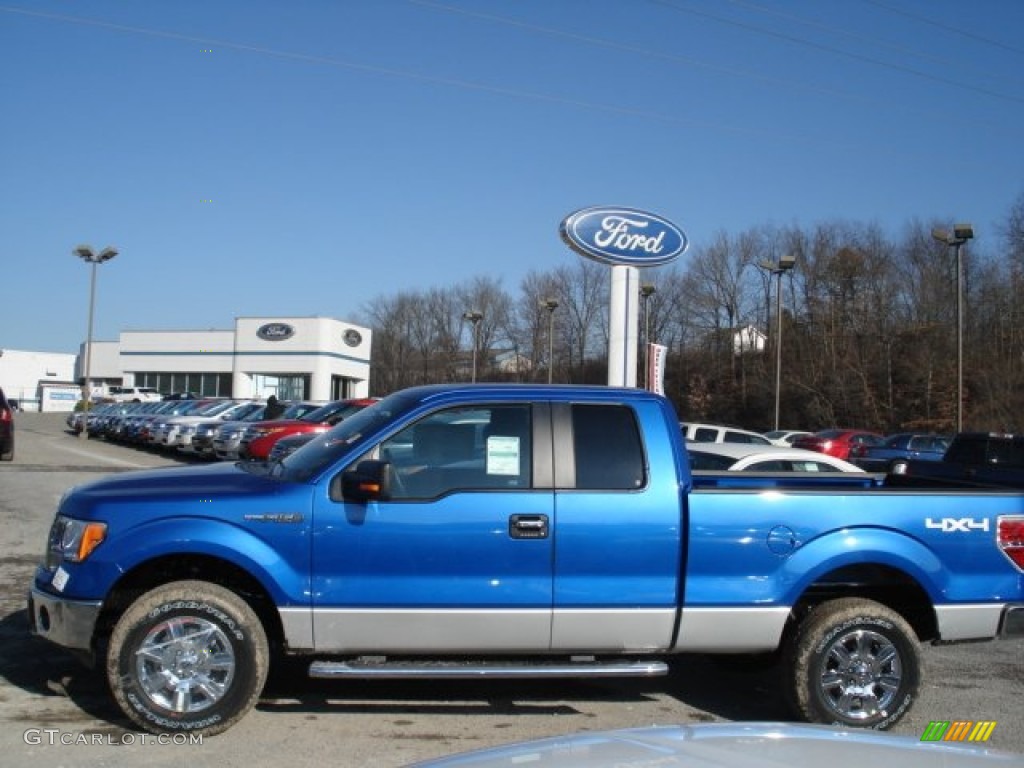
[45,516,310,607]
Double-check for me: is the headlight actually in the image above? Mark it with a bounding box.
[46,515,107,569]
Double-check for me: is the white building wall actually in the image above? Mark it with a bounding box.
[120,329,237,383]
[76,340,122,383]
[232,317,371,399]
[0,348,77,411]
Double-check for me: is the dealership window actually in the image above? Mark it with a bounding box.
[135,372,231,398]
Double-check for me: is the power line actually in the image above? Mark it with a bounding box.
[865,0,1024,57]
[647,0,1024,105]
[0,1,1014,172]
[726,0,1024,88]
[410,0,1021,127]
[0,3,846,141]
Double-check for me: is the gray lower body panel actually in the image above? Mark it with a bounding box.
[936,602,1024,641]
[282,607,677,654]
[673,607,791,653]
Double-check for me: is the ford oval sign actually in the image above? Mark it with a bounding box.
[560,206,687,267]
[257,323,295,341]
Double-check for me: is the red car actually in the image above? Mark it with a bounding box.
[0,386,14,461]
[239,398,377,460]
[793,428,883,460]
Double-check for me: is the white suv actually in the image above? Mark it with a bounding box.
[108,386,162,403]
[681,422,771,445]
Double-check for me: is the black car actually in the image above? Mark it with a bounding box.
[890,432,1024,489]
[0,386,14,461]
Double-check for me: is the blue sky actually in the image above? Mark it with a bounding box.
[2,0,1022,353]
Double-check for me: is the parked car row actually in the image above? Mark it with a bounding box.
[67,396,377,462]
[682,421,956,477]
[688,442,864,473]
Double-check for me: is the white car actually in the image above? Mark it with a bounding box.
[687,442,864,472]
[763,429,813,446]
[107,385,162,403]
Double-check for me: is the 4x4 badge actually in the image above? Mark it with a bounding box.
[926,517,990,533]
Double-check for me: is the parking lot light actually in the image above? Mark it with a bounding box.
[758,255,796,431]
[540,299,558,384]
[931,224,973,432]
[74,245,118,439]
[462,311,483,383]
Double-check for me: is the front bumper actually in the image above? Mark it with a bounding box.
[27,587,102,656]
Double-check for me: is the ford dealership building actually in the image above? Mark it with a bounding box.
[2,316,372,411]
[98,316,372,403]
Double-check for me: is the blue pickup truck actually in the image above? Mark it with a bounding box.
[28,384,1024,736]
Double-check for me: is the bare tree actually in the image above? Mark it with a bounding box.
[359,195,1024,432]
[552,261,606,383]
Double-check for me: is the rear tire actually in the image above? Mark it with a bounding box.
[106,580,269,736]
[783,597,919,729]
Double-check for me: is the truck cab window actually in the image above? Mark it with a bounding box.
[571,404,645,490]
[380,405,532,499]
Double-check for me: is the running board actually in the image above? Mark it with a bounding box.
[308,657,669,680]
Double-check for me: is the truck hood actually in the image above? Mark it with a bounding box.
[62,462,295,515]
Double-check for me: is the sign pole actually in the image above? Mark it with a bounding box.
[608,265,639,387]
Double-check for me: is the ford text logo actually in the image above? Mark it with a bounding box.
[257,323,295,341]
[560,206,687,267]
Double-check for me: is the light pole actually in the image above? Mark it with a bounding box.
[541,298,558,384]
[758,254,796,431]
[462,311,483,382]
[640,284,656,389]
[74,244,118,439]
[932,223,974,433]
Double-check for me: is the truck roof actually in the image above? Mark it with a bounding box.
[401,383,673,407]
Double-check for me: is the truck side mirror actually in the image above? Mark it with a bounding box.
[334,459,394,503]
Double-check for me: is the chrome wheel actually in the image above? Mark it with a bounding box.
[817,628,902,721]
[785,598,920,729]
[135,615,236,713]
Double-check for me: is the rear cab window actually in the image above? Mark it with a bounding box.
[570,404,646,490]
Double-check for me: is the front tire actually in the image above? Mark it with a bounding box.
[106,580,269,736]
[783,597,920,729]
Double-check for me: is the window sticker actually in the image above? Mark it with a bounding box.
[487,436,520,475]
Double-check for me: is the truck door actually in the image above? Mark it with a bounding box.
[549,401,682,651]
[311,403,555,652]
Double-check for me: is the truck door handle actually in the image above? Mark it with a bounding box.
[509,514,549,539]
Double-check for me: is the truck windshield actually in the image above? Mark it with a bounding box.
[274,391,418,482]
